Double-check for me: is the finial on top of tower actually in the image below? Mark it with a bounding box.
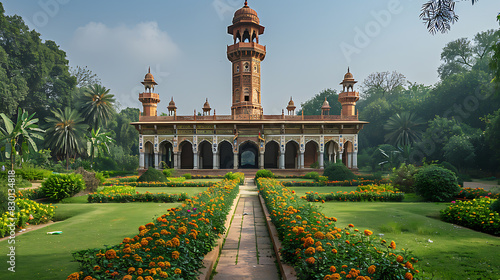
[148,66,151,73]
[347,66,350,73]
[244,0,248,6]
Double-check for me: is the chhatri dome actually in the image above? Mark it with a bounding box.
[232,1,260,24]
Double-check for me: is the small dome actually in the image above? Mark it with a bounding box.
[203,98,211,109]
[288,97,295,106]
[321,98,331,109]
[167,97,176,110]
[233,1,260,24]
[343,67,354,80]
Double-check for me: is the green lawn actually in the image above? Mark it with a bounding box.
[0,202,180,280]
[277,178,315,182]
[184,178,222,183]
[318,201,500,280]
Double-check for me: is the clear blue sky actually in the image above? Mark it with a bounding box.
[3,0,499,115]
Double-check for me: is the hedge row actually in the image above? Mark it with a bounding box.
[87,192,189,203]
[304,191,404,202]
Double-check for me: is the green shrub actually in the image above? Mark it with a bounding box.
[137,168,169,183]
[41,173,86,201]
[438,161,458,175]
[162,168,175,177]
[15,166,52,180]
[310,161,319,168]
[414,165,460,202]
[390,163,419,193]
[95,156,118,171]
[255,169,275,179]
[491,199,500,213]
[322,162,356,181]
[304,171,320,181]
[223,172,245,184]
[182,173,192,180]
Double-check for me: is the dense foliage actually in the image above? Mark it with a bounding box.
[0,198,55,238]
[414,165,460,202]
[257,178,419,280]
[137,168,169,183]
[441,198,500,236]
[255,169,275,179]
[68,178,240,280]
[390,163,419,193]
[322,162,357,181]
[40,173,85,201]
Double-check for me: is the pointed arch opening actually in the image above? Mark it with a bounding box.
[264,141,279,169]
[219,141,234,169]
[160,141,173,169]
[180,141,194,169]
[144,142,154,168]
[304,141,318,168]
[239,141,259,169]
[242,30,251,42]
[199,141,213,169]
[285,141,298,169]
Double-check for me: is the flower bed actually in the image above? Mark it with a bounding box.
[454,188,499,200]
[88,191,189,203]
[17,188,46,200]
[440,198,500,236]
[304,184,405,202]
[257,178,419,280]
[281,178,390,187]
[68,178,240,280]
[0,198,55,238]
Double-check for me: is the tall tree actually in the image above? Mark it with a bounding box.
[361,71,406,99]
[45,108,87,170]
[297,89,341,116]
[86,128,115,167]
[384,112,424,147]
[71,66,101,88]
[0,108,45,170]
[79,84,116,131]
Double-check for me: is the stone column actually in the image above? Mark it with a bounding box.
[338,152,342,163]
[154,152,159,169]
[259,152,264,169]
[353,151,358,169]
[139,152,145,169]
[193,152,199,170]
[233,153,238,169]
[173,152,178,169]
[319,151,324,169]
[299,152,304,169]
[213,152,219,169]
[279,152,285,169]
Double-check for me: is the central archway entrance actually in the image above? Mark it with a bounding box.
[239,141,259,169]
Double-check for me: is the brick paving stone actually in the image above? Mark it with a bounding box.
[213,178,280,280]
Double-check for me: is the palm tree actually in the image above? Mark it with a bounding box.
[0,108,45,170]
[86,128,115,167]
[80,84,116,131]
[45,108,87,170]
[384,112,424,147]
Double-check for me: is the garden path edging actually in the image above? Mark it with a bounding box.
[258,193,297,280]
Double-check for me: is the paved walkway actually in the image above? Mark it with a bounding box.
[213,178,280,280]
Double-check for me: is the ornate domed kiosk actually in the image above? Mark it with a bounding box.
[132,2,366,174]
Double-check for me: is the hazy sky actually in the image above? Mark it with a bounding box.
[3,0,499,115]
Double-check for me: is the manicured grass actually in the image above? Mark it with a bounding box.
[0,202,180,280]
[319,202,500,279]
[184,178,222,183]
[287,186,357,197]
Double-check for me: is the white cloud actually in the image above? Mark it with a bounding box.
[68,21,180,109]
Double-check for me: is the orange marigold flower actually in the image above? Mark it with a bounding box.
[314,231,325,239]
[404,272,413,280]
[136,277,144,280]
[172,251,180,259]
[330,265,336,273]
[174,268,182,274]
[342,265,348,268]
[367,265,376,274]
[145,277,154,280]
[324,275,331,280]
[364,230,373,236]
[390,241,396,250]
[305,247,315,255]
[138,225,146,231]
[331,273,341,280]
[171,237,180,247]
[105,249,117,259]
[332,249,338,254]
[122,276,133,280]
[141,239,149,246]
[348,224,354,227]
[405,261,413,270]
[396,255,404,263]
[123,247,132,254]
[305,257,315,264]
[93,265,101,271]
[304,237,315,247]
[127,267,136,274]
[67,273,80,280]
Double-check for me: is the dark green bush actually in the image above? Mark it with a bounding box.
[15,166,52,181]
[304,171,320,181]
[390,163,419,193]
[95,157,118,171]
[137,168,169,183]
[491,199,500,213]
[41,173,86,201]
[255,169,275,179]
[414,165,460,202]
[438,161,458,175]
[322,162,356,181]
